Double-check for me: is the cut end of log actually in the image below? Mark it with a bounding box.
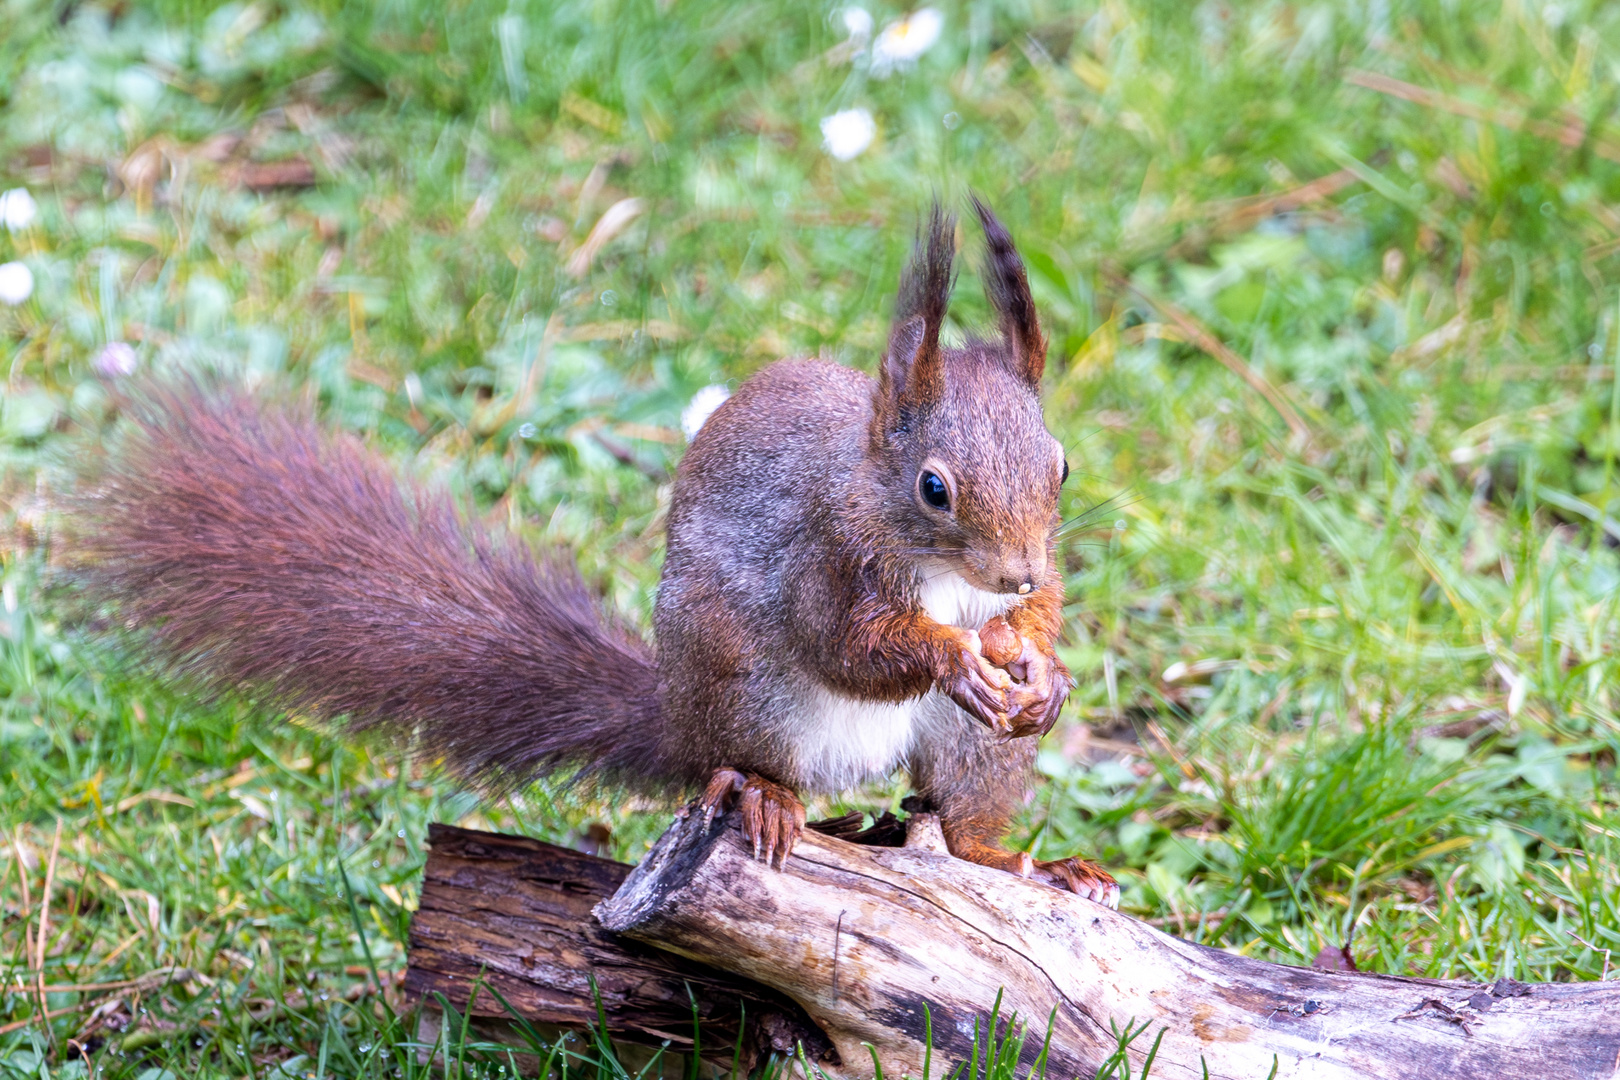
[594,808,729,935]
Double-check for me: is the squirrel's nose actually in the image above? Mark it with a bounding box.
[987,547,1045,595]
[995,571,1036,595]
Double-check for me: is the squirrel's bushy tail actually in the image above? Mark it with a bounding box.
[66,382,674,795]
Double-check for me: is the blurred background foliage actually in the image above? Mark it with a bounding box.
[2,0,1619,1075]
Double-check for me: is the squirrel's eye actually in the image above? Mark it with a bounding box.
[919,470,951,510]
[1061,459,1070,484]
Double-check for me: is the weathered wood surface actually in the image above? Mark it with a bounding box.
[403,823,834,1070]
[595,812,1620,1080]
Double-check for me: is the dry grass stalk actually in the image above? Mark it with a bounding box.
[1345,69,1620,163]
[566,197,646,278]
[1107,271,1312,445]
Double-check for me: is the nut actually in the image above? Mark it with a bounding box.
[978,616,1022,667]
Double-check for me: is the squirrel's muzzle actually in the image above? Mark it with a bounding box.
[979,544,1048,597]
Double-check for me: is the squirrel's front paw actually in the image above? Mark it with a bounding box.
[1000,641,1073,738]
[940,634,1014,732]
[1035,857,1121,909]
[696,767,806,869]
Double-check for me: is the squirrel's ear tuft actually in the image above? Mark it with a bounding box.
[882,202,955,406]
[971,195,1047,389]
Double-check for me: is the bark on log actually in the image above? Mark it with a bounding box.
[595,811,1620,1080]
[403,823,835,1070]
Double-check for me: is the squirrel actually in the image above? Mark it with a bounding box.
[65,197,1119,909]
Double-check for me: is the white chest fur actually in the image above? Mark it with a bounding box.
[786,683,923,792]
[917,570,1020,629]
[782,571,1020,793]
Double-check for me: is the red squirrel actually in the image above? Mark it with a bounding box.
[67,198,1119,908]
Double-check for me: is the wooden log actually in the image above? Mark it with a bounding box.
[596,811,1620,1080]
[403,823,836,1070]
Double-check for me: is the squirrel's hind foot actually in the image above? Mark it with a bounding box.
[696,767,806,870]
[946,836,1121,910]
[1034,857,1121,909]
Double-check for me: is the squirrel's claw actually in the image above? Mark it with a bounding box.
[1035,856,1121,910]
[737,775,806,869]
[697,767,747,831]
[944,835,1118,909]
[1000,641,1073,739]
[942,642,1015,733]
[699,768,805,869]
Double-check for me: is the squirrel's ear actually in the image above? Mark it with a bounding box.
[971,195,1047,389]
[881,203,955,407]
[883,314,928,395]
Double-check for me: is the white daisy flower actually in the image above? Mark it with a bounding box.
[0,188,37,232]
[841,6,873,41]
[681,384,731,441]
[93,341,138,377]
[820,108,876,161]
[871,8,943,75]
[0,261,33,305]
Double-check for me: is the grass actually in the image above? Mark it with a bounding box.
[2,0,1620,1075]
